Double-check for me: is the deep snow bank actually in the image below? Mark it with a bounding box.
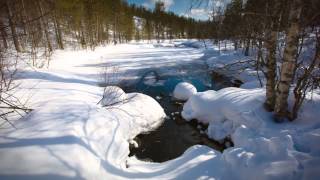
[0,89,166,179]
[182,87,320,179]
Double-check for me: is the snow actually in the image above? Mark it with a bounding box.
[205,46,265,86]
[0,39,319,180]
[0,92,166,179]
[0,40,222,180]
[182,87,320,179]
[182,90,219,124]
[100,86,127,106]
[240,80,263,89]
[173,82,197,101]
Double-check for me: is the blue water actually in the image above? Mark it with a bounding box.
[135,70,210,97]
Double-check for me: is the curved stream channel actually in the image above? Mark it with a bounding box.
[121,70,238,162]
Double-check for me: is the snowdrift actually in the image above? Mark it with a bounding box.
[0,91,166,179]
[182,87,320,180]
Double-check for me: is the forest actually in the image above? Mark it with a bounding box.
[0,0,211,52]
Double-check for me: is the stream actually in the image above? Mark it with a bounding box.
[122,70,238,162]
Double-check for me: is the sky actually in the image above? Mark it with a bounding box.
[127,0,214,20]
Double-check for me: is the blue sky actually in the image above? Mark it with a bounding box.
[127,0,213,20]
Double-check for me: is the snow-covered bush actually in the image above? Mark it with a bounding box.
[100,86,127,106]
[173,82,197,101]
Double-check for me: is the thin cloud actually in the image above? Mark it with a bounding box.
[143,0,174,10]
[181,8,212,20]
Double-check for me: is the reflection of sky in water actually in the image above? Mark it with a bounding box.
[138,70,210,96]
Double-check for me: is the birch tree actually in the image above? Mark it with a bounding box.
[274,0,303,120]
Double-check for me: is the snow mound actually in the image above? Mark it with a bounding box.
[101,86,127,106]
[182,90,218,123]
[181,87,320,179]
[181,88,264,140]
[0,92,166,179]
[119,93,166,137]
[173,82,197,101]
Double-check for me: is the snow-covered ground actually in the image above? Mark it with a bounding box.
[182,88,320,179]
[0,40,319,180]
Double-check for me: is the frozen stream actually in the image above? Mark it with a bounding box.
[116,57,237,162]
[96,42,238,162]
[123,71,226,162]
[73,41,240,162]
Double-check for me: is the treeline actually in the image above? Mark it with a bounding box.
[132,2,214,42]
[0,0,211,55]
[0,0,212,123]
[207,0,320,120]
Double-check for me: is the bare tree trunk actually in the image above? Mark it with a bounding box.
[113,20,117,45]
[274,0,303,120]
[0,19,8,49]
[36,0,52,52]
[225,40,227,51]
[244,39,250,56]
[81,28,86,48]
[264,29,278,111]
[5,1,22,52]
[20,0,30,50]
[234,40,238,50]
[256,38,263,87]
[53,12,64,49]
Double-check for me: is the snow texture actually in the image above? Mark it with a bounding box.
[0,40,222,180]
[0,40,319,180]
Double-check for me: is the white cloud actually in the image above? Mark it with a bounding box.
[143,0,174,10]
[190,8,208,16]
[142,2,151,8]
[182,8,212,20]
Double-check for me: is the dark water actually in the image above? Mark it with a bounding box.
[123,71,234,163]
